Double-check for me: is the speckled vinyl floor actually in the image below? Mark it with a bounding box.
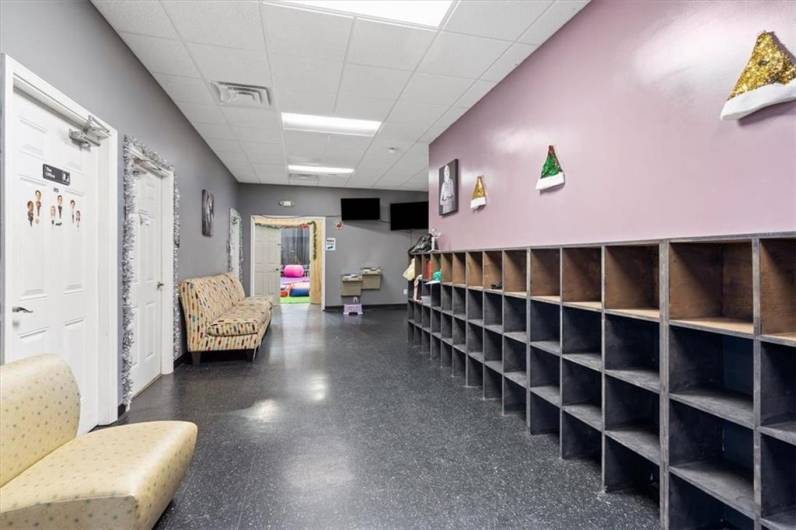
[122,305,660,529]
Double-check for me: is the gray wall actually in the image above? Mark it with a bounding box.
[0,1,239,390]
[237,184,427,306]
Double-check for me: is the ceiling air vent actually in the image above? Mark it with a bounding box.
[288,173,319,185]
[212,81,272,108]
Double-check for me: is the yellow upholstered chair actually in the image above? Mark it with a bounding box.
[0,354,197,530]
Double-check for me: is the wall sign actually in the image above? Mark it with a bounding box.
[325,237,336,251]
[42,164,71,186]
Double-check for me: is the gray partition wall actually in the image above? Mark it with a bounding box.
[407,233,796,530]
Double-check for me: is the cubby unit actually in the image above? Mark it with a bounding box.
[605,244,660,320]
[420,329,430,354]
[430,335,441,361]
[529,300,561,355]
[440,340,452,368]
[466,354,483,388]
[530,248,561,303]
[484,292,502,333]
[669,401,755,518]
[530,393,560,435]
[466,322,483,362]
[442,315,453,342]
[605,377,660,464]
[761,434,796,530]
[761,342,796,445]
[421,306,430,330]
[452,286,466,318]
[467,289,483,326]
[604,315,660,393]
[431,309,441,336]
[503,296,527,343]
[562,246,602,310]
[484,328,502,375]
[441,284,452,312]
[484,358,502,400]
[562,359,602,431]
[452,317,466,351]
[452,252,466,286]
[503,249,528,297]
[562,412,601,462]
[430,281,442,308]
[452,347,467,379]
[761,238,796,346]
[669,240,754,336]
[466,251,483,288]
[668,474,753,530]
[483,250,502,291]
[669,326,753,428]
[603,437,660,507]
[530,346,560,407]
[503,336,527,389]
[441,252,453,284]
[503,375,526,417]
[561,307,602,372]
[430,253,442,279]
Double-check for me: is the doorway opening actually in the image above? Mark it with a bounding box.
[251,216,325,309]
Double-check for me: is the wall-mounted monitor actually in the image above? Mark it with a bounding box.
[340,197,380,221]
[390,201,429,231]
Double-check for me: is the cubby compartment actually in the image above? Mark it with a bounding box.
[503,249,528,297]
[466,354,483,388]
[503,336,526,388]
[503,375,526,417]
[452,347,467,379]
[562,412,601,462]
[503,296,527,343]
[441,284,452,312]
[467,289,483,325]
[452,317,466,350]
[466,251,483,288]
[669,474,753,530]
[430,253,442,277]
[669,326,753,428]
[484,328,502,374]
[483,250,503,291]
[452,286,467,318]
[562,359,602,431]
[440,340,452,368]
[605,244,660,320]
[562,246,602,310]
[604,315,660,393]
[529,300,561,355]
[484,358,502,400]
[561,307,602,372]
[530,346,560,407]
[431,309,441,335]
[421,306,430,330]
[669,240,753,336]
[466,322,483,362]
[761,238,796,345]
[430,335,441,361]
[530,248,561,303]
[669,401,754,518]
[420,329,430,354]
[441,252,453,283]
[430,281,441,308]
[484,292,502,333]
[760,342,796,445]
[605,377,660,464]
[530,393,560,435]
[441,313,452,340]
[761,434,796,529]
[603,437,660,506]
[452,252,466,286]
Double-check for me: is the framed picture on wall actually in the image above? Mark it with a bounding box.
[438,159,459,216]
[202,189,214,236]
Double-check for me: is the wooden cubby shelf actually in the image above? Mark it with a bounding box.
[406,231,794,528]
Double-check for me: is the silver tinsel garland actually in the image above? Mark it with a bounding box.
[121,136,180,407]
[227,208,243,282]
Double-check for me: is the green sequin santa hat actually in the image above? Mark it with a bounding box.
[536,145,565,191]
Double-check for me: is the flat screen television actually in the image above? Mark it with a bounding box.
[340,198,380,221]
[390,201,429,231]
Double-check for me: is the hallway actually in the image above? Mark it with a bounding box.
[123,305,659,529]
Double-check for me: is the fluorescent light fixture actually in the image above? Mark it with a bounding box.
[288,164,354,175]
[281,112,381,136]
[284,1,453,28]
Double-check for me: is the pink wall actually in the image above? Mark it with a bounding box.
[429,1,796,251]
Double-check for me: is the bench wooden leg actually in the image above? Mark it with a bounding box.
[191,352,202,366]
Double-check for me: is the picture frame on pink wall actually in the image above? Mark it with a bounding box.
[438,159,459,216]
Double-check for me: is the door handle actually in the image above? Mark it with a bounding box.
[12,306,33,313]
[157,282,165,289]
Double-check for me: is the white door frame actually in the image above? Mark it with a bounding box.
[0,55,119,425]
[127,143,175,384]
[250,216,326,310]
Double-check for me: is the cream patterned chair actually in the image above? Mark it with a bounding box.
[0,355,197,530]
[179,272,273,365]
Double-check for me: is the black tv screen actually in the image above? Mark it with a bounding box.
[390,201,429,231]
[341,198,380,221]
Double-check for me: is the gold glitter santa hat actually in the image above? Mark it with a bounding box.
[471,176,486,209]
[721,32,796,120]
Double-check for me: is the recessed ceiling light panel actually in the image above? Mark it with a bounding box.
[283,0,453,28]
[288,164,355,175]
[282,112,381,136]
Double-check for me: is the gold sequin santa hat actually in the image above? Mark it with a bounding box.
[471,176,487,209]
[721,32,796,120]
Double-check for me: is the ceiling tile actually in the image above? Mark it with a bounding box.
[275,89,337,115]
[271,55,343,95]
[284,131,328,159]
[241,141,284,163]
[161,0,264,50]
[231,123,283,144]
[386,100,448,134]
[120,33,199,77]
[175,101,227,124]
[222,107,280,127]
[445,1,552,41]
[338,64,412,101]
[187,43,272,86]
[400,169,429,190]
[400,73,472,106]
[261,3,353,62]
[518,0,588,45]
[153,73,214,104]
[207,138,245,155]
[233,172,262,184]
[91,0,178,39]
[347,19,435,71]
[254,163,288,180]
[418,32,511,79]
[454,79,497,108]
[420,106,470,142]
[334,93,394,121]
[481,42,538,82]
[316,174,351,188]
[191,121,236,140]
[373,123,423,152]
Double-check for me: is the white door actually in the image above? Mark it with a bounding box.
[254,225,281,300]
[4,80,100,432]
[129,164,164,396]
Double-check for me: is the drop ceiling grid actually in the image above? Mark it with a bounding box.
[91,0,589,190]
